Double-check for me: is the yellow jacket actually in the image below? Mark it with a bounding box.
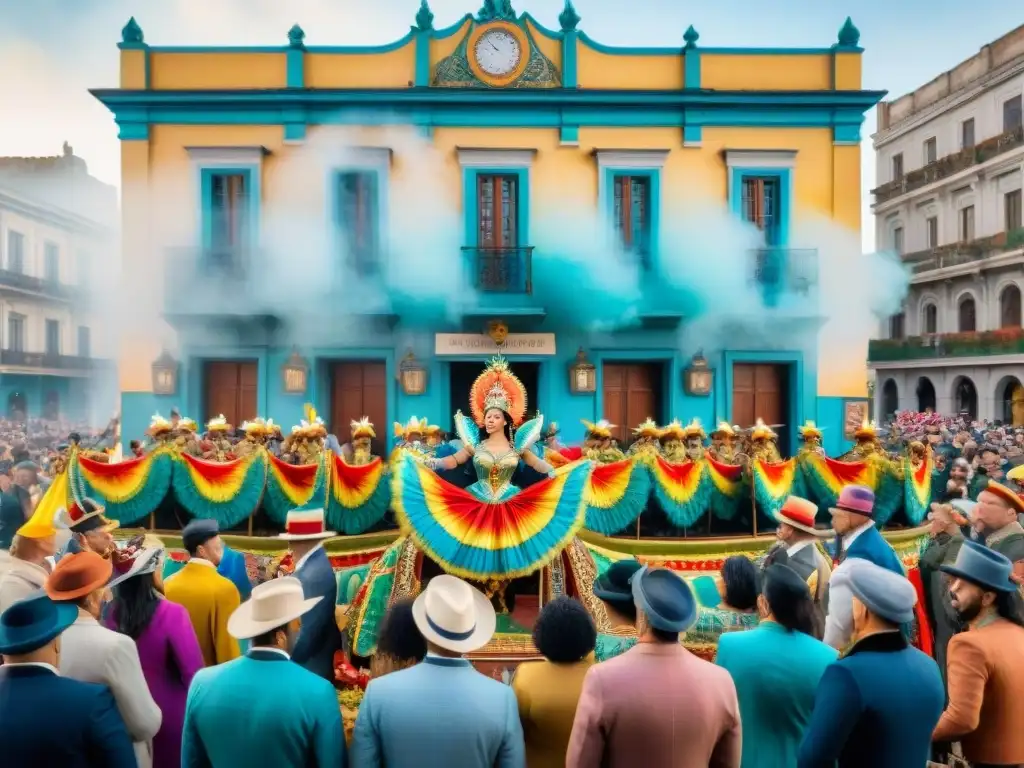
[164,560,241,667]
[512,656,594,768]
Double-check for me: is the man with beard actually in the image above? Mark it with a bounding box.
[182,577,346,767]
[932,541,1024,767]
[970,482,1024,587]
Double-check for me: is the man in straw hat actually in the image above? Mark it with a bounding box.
[568,567,741,768]
[181,577,346,767]
[799,559,943,768]
[47,551,162,768]
[351,574,524,768]
[164,518,241,666]
[970,481,1024,584]
[278,505,341,681]
[770,495,834,608]
[932,541,1024,766]
[0,494,59,612]
[823,484,904,650]
[0,593,137,768]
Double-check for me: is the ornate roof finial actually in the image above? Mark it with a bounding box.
[415,0,435,31]
[121,17,144,45]
[683,25,699,49]
[558,0,581,32]
[288,24,306,48]
[837,17,860,48]
[477,0,517,23]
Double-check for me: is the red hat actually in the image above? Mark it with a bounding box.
[46,551,113,601]
[775,496,833,537]
[64,497,119,534]
[980,481,1024,516]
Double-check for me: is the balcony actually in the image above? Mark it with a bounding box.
[872,125,1024,205]
[0,350,112,371]
[462,246,533,294]
[750,247,819,306]
[868,328,1024,363]
[0,269,75,300]
[902,229,1024,276]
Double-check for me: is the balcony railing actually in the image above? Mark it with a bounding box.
[0,269,75,299]
[0,350,111,370]
[164,246,258,316]
[462,246,533,294]
[872,125,1024,204]
[868,328,1024,362]
[750,248,819,302]
[902,229,1024,274]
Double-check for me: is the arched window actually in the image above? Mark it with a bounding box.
[916,377,936,412]
[998,377,1024,426]
[889,312,905,340]
[958,296,977,332]
[1000,284,1022,328]
[954,377,978,420]
[6,392,25,420]
[922,303,938,334]
[881,379,899,420]
[43,391,59,420]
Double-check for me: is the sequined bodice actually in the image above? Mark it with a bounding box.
[472,447,520,499]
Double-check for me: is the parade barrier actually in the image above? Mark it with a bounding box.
[58,444,937,537]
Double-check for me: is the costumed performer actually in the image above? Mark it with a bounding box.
[395,355,593,583]
[581,420,625,463]
[682,419,707,462]
[708,422,740,464]
[626,419,661,458]
[796,421,826,458]
[658,420,688,463]
[343,418,379,465]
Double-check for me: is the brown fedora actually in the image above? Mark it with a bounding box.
[46,551,113,602]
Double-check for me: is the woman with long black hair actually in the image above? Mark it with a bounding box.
[715,554,839,768]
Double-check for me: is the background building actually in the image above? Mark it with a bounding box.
[95,1,880,455]
[868,24,1024,424]
[0,143,117,421]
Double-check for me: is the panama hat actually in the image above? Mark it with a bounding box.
[0,593,79,656]
[775,496,833,537]
[411,574,496,654]
[277,507,336,542]
[45,551,113,602]
[226,577,322,640]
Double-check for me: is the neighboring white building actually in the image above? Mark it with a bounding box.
[0,143,117,421]
[869,24,1024,424]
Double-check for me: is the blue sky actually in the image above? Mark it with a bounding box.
[0,0,1018,251]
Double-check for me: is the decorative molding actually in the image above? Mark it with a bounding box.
[723,149,797,169]
[593,149,670,169]
[185,146,269,165]
[456,148,536,167]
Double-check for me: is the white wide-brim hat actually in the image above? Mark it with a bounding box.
[227,576,322,640]
[412,574,496,654]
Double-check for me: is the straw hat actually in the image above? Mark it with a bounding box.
[411,575,496,654]
[227,577,322,640]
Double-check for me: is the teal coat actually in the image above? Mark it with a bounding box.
[351,656,524,768]
[717,621,838,768]
[182,649,345,768]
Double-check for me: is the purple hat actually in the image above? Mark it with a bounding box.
[830,485,875,517]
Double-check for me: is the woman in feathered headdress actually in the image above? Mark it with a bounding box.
[392,355,594,584]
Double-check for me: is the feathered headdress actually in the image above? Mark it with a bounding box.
[711,421,736,437]
[350,417,376,439]
[206,414,231,432]
[393,416,427,440]
[633,418,660,438]
[682,418,706,440]
[177,417,197,433]
[582,419,616,439]
[147,413,172,436]
[241,417,267,436]
[294,404,327,438]
[470,356,527,426]
[798,420,823,439]
[658,419,686,441]
[750,418,777,441]
[265,418,282,436]
[853,419,879,440]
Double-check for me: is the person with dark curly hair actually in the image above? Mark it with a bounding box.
[512,596,596,768]
[686,555,761,647]
[370,597,426,679]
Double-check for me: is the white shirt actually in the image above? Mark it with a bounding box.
[294,543,324,573]
[822,521,875,650]
[786,539,813,557]
[3,661,59,674]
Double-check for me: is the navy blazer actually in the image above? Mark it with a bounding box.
[292,546,342,681]
[0,664,137,768]
[798,631,944,768]
[844,524,904,575]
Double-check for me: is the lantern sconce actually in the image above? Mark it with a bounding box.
[151,351,178,396]
[568,348,597,395]
[684,350,713,397]
[398,350,428,396]
[282,349,309,395]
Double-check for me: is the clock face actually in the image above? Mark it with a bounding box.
[473,29,522,78]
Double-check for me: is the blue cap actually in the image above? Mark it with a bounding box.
[845,559,917,625]
[0,593,79,656]
[593,559,642,606]
[630,566,698,633]
[182,519,219,552]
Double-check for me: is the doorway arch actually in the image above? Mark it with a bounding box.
[916,377,936,412]
[952,376,978,420]
[6,392,26,420]
[881,379,899,420]
[995,375,1024,426]
[1000,284,1022,328]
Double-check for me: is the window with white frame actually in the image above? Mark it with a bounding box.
[891,153,903,181]
[923,137,937,165]
[926,216,939,249]
[959,206,975,242]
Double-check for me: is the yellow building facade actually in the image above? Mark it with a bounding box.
[95,1,881,455]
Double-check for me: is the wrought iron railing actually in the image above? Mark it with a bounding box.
[750,248,819,297]
[869,329,1024,362]
[872,125,1024,204]
[902,229,1024,274]
[0,269,74,299]
[0,350,110,369]
[462,246,534,294]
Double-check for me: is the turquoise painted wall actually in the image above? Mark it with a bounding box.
[0,374,111,423]
[817,396,855,456]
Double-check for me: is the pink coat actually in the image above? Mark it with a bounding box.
[567,642,742,768]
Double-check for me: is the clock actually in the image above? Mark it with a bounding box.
[466,22,530,86]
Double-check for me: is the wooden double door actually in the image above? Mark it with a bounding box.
[731,363,789,453]
[602,363,663,446]
[330,362,387,456]
[204,361,258,426]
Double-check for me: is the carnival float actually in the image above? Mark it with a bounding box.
[42,357,937,691]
